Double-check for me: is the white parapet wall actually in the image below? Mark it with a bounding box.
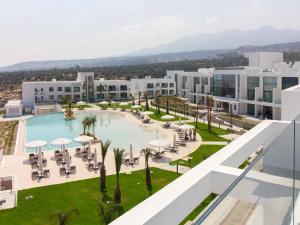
[110,120,289,225]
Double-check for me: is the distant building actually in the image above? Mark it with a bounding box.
[22,73,175,111]
[167,52,300,120]
[5,100,23,117]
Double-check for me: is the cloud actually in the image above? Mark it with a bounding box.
[204,16,218,25]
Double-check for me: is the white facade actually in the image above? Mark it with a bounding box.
[5,100,23,117]
[22,73,175,110]
[167,52,300,120]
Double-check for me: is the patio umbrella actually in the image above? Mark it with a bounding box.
[179,124,195,130]
[77,101,86,105]
[25,140,47,155]
[94,148,98,164]
[51,138,72,152]
[173,134,176,148]
[74,135,93,143]
[38,152,43,173]
[131,105,142,109]
[141,111,153,115]
[149,139,169,153]
[129,144,133,163]
[119,102,129,106]
[99,101,109,105]
[65,151,71,170]
[161,115,175,120]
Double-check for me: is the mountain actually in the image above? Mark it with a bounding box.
[2,26,300,72]
[130,26,300,56]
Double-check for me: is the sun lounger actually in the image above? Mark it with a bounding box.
[44,169,50,177]
[31,171,39,180]
[71,166,76,174]
[163,122,171,128]
[143,118,151,123]
[124,158,130,165]
[59,167,66,175]
[75,148,81,156]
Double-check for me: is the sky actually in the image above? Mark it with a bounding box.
[0,0,300,66]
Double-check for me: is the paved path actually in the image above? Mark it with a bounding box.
[202,141,228,145]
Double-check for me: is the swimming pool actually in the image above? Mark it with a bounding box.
[25,111,167,153]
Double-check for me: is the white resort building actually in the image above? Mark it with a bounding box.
[21,72,176,113]
[167,52,300,120]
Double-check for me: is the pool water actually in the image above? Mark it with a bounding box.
[26,111,167,153]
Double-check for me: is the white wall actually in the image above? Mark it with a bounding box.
[281,85,300,121]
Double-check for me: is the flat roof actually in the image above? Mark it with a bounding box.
[5,100,22,107]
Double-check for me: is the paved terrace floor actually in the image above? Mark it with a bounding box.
[1,108,202,190]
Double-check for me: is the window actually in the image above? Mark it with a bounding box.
[34,88,38,92]
[57,87,62,91]
[96,93,105,99]
[49,87,54,92]
[41,88,43,92]
[161,89,168,95]
[263,77,277,103]
[120,85,127,91]
[213,74,236,98]
[49,95,54,101]
[108,85,116,91]
[156,83,160,87]
[247,104,255,115]
[73,94,81,101]
[120,93,128,99]
[110,93,117,99]
[169,83,174,88]
[247,77,259,100]
[64,87,72,93]
[96,85,105,92]
[147,83,154,89]
[282,77,298,90]
[169,90,174,95]
[147,90,154,97]
[161,83,168,88]
[73,86,80,92]
[57,95,63,101]
[182,76,187,89]
[200,77,208,93]
[194,77,200,93]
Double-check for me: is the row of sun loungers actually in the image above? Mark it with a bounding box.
[32,169,50,180]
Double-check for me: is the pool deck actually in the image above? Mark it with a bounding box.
[0,108,202,190]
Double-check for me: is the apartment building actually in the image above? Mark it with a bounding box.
[22,72,175,110]
[167,52,300,120]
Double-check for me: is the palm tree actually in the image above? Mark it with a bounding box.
[108,91,111,107]
[89,115,97,138]
[206,96,213,132]
[138,91,142,105]
[98,200,124,225]
[155,91,161,115]
[113,148,125,204]
[100,140,111,192]
[195,102,199,129]
[129,93,135,106]
[141,148,154,193]
[49,206,79,225]
[144,91,149,111]
[82,117,90,135]
[166,97,169,114]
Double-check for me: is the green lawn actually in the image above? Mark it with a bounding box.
[141,106,187,122]
[0,168,179,225]
[179,193,217,225]
[170,145,225,168]
[190,122,230,142]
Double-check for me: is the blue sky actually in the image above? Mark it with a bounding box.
[0,0,299,66]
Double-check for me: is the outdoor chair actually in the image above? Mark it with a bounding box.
[31,171,39,180]
[59,167,66,176]
[71,166,76,174]
[43,169,50,178]
[75,148,81,156]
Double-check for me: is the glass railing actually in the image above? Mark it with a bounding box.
[195,117,300,225]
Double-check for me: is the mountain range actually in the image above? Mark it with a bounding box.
[1,26,300,72]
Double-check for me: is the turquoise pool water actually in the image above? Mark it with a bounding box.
[26,111,167,153]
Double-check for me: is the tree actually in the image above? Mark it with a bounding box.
[129,94,135,106]
[100,140,111,192]
[138,91,142,105]
[108,91,111,107]
[144,91,149,111]
[89,115,97,138]
[166,97,169,114]
[206,96,214,132]
[155,91,161,115]
[140,148,154,194]
[113,148,125,204]
[195,102,199,129]
[82,117,91,135]
[98,200,124,225]
[49,206,79,225]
